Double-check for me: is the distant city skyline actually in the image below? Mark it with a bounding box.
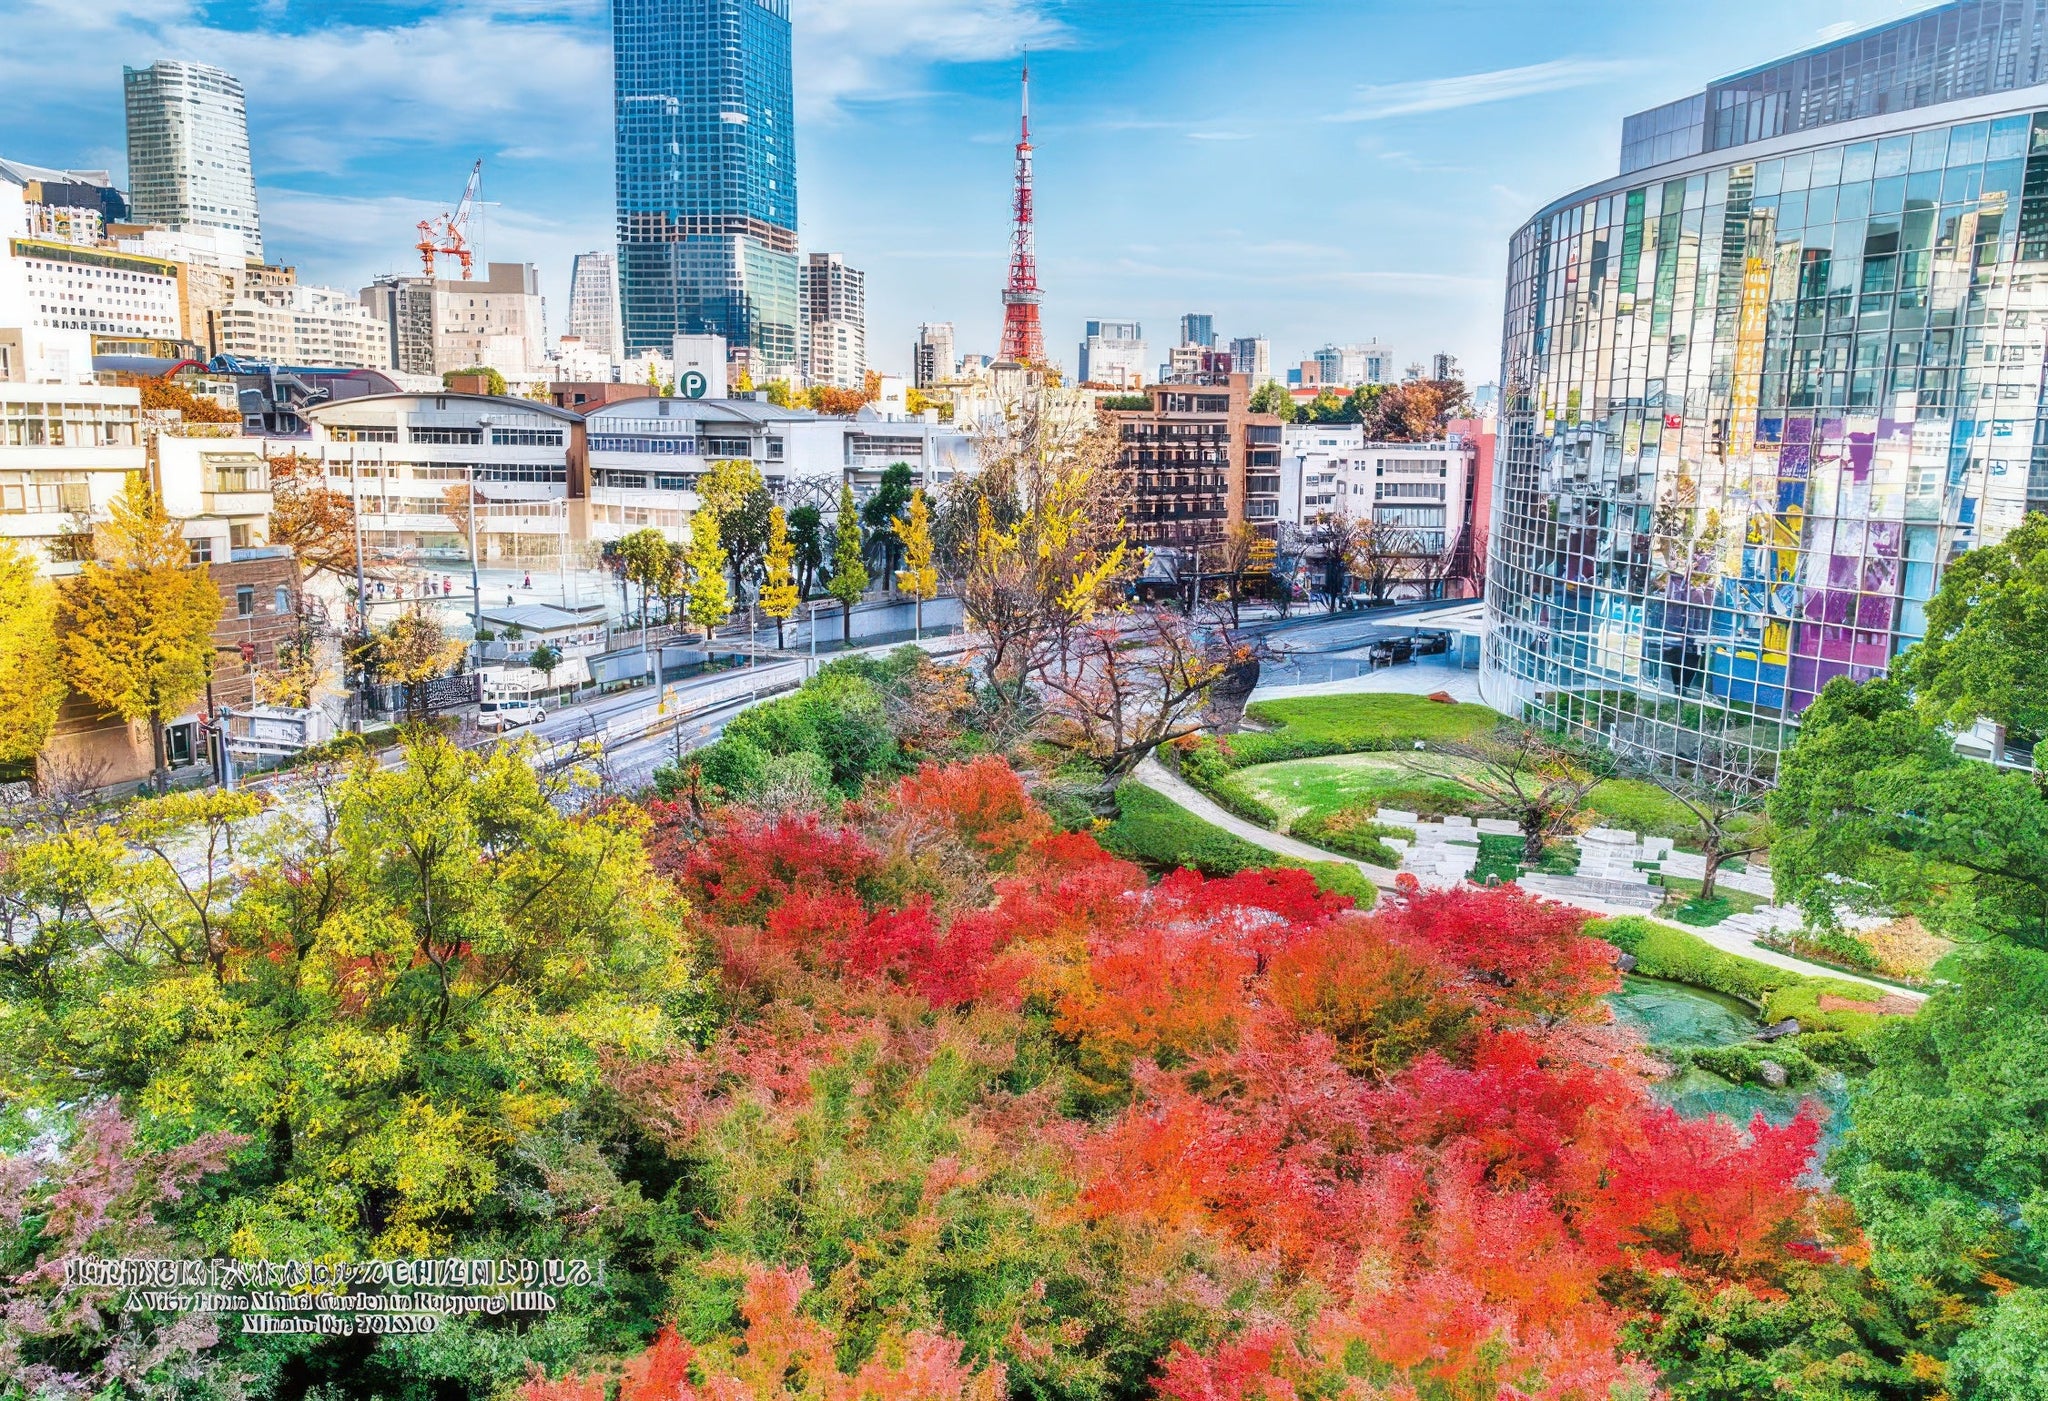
[1,0,1923,381]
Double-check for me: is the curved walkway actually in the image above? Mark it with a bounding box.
[1133,757,1401,887]
[1133,757,1923,1004]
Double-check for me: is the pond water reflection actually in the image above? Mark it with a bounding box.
[1607,974,1852,1169]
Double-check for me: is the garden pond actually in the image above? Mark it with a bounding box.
[1607,974,1853,1169]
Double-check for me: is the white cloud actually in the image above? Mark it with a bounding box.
[1326,58,1641,123]
[1187,130,1250,142]
[790,0,1067,120]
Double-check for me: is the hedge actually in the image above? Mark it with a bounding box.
[1101,782,1376,909]
[1588,915,1894,1040]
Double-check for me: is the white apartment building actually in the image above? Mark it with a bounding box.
[1078,319,1148,388]
[1280,424,1472,556]
[0,381,145,567]
[123,61,263,262]
[210,283,384,368]
[800,253,866,390]
[567,251,623,360]
[843,408,975,499]
[4,173,182,345]
[301,393,579,562]
[360,262,547,378]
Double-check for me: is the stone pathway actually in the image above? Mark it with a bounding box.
[1134,761,1921,1001]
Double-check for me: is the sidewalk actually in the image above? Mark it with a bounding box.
[1132,756,1921,1002]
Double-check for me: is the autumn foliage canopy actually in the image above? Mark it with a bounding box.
[566,756,1858,1401]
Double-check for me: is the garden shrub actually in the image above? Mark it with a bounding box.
[1290,805,1406,867]
[1689,1043,1820,1087]
[1102,782,1376,907]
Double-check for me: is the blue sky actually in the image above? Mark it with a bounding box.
[2,0,1929,381]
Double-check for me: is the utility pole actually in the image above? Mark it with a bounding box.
[467,430,487,670]
[350,442,369,731]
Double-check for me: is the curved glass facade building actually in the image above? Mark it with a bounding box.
[1485,0,2048,768]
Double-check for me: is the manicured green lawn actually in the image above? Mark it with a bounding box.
[1232,752,1486,829]
[1244,693,1502,749]
[1101,782,1378,907]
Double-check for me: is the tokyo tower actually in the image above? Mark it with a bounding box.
[998,60,1045,365]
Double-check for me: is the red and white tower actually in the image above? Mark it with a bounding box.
[998,60,1045,365]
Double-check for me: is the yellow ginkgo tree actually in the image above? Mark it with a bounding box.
[60,475,221,792]
[0,539,66,779]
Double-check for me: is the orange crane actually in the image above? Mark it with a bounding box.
[415,160,482,279]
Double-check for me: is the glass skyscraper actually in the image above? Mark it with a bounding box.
[613,0,799,370]
[1486,0,2048,772]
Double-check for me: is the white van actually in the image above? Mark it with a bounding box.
[477,694,546,731]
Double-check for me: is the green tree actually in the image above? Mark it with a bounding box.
[1901,512,2048,746]
[1832,942,2048,1385]
[1770,678,2048,948]
[59,476,221,793]
[759,505,801,649]
[528,642,563,688]
[1248,380,1299,422]
[789,504,827,600]
[762,379,795,409]
[684,509,732,640]
[1307,386,1348,423]
[695,458,774,601]
[442,365,507,396]
[827,482,870,643]
[1341,383,1383,426]
[0,735,695,1264]
[860,462,917,581]
[614,527,673,640]
[0,540,66,779]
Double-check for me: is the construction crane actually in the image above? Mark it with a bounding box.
[415,160,482,280]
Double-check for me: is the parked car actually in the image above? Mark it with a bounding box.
[477,696,546,731]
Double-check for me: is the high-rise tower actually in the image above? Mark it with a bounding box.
[123,61,264,261]
[613,0,799,371]
[567,251,624,359]
[998,62,1044,366]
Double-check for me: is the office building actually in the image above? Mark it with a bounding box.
[1230,336,1272,383]
[1179,312,1216,349]
[301,392,580,562]
[1078,318,1148,388]
[1487,0,2048,771]
[122,61,263,262]
[614,0,800,374]
[567,252,624,360]
[1107,373,1282,546]
[1313,342,1395,389]
[915,323,956,388]
[359,262,546,377]
[800,252,866,389]
[1430,352,1461,381]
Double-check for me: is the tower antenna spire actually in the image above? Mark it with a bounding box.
[998,56,1046,366]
